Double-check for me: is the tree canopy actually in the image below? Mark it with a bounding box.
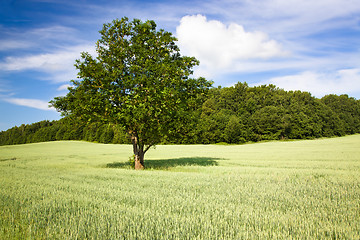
[50,17,212,169]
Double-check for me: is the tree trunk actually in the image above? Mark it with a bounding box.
[131,134,145,170]
[134,152,145,170]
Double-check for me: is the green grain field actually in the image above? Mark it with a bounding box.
[1,135,360,239]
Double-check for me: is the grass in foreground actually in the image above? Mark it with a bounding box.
[0,135,360,239]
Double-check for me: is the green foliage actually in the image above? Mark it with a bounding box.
[1,136,360,239]
[0,119,131,146]
[2,21,360,148]
[321,94,360,134]
[49,17,212,167]
[194,83,360,143]
[1,82,360,146]
[128,154,135,168]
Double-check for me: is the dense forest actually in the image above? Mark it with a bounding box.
[1,82,360,146]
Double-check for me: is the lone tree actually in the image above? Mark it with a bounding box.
[50,17,212,169]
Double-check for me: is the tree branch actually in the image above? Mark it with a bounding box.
[144,142,154,154]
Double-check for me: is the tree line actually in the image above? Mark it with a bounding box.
[1,82,359,146]
[0,119,130,146]
[191,83,360,144]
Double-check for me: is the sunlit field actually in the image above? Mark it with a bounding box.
[1,135,360,239]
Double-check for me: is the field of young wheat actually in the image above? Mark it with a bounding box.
[1,135,360,239]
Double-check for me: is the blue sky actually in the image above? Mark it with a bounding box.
[1,0,360,131]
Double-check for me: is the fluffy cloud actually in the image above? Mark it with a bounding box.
[176,15,287,78]
[263,68,360,98]
[3,98,55,111]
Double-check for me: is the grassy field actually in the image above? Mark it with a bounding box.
[1,135,359,239]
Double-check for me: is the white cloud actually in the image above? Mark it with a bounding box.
[0,44,95,83]
[3,97,55,111]
[259,0,360,23]
[0,25,85,53]
[28,25,77,40]
[243,0,357,20]
[201,0,360,37]
[0,40,32,51]
[176,15,288,78]
[262,68,360,98]
[57,84,71,91]
[1,45,86,71]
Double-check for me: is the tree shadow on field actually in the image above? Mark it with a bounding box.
[106,157,221,170]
